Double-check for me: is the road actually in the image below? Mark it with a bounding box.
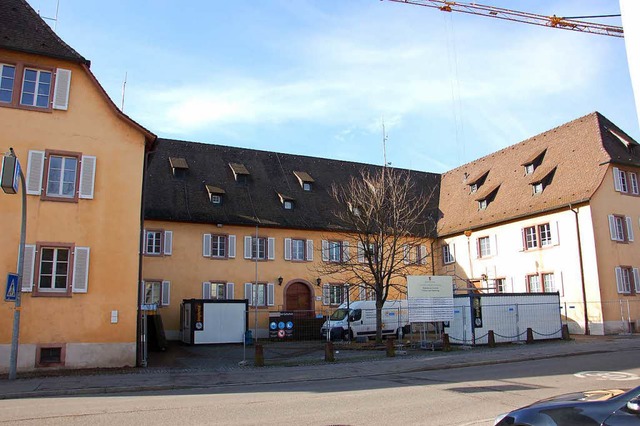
[1,349,640,425]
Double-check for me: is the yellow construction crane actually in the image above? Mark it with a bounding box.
[385,0,624,38]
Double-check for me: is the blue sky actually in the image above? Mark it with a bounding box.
[29,0,639,173]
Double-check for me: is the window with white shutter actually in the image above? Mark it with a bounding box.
[72,246,90,293]
[78,155,96,199]
[161,281,171,306]
[26,150,45,195]
[20,244,36,292]
[52,68,71,110]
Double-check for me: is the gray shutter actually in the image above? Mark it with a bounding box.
[284,238,292,261]
[615,267,624,293]
[609,215,618,241]
[142,229,147,254]
[20,244,36,292]
[228,235,236,258]
[322,284,330,305]
[403,245,409,264]
[626,217,634,242]
[26,150,45,195]
[161,281,171,306]
[306,239,313,261]
[342,285,349,304]
[202,281,211,299]
[163,231,173,255]
[52,68,71,110]
[203,234,211,257]
[244,283,253,306]
[267,283,275,306]
[357,242,365,263]
[78,155,96,199]
[634,269,640,293]
[420,245,427,264]
[267,237,275,260]
[244,236,252,259]
[72,246,90,293]
[321,240,329,261]
[343,241,349,262]
[226,282,235,299]
[613,167,621,192]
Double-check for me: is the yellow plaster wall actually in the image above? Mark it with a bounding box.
[0,50,146,347]
[142,220,431,336]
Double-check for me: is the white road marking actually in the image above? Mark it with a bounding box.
[574,371,639,381]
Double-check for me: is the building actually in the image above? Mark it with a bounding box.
[437,112,640,335]
[0,0,155,372]
[142,139,440,340]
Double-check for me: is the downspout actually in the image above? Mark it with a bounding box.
[570,205,590,335]
[430,239,436,275]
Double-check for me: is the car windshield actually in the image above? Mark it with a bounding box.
[330,309,349,321]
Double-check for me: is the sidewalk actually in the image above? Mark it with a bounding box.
[1,335,639,400]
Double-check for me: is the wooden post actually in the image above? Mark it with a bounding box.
[254,343,264,367]
[488,330,496,348]
[325,341,335,362]
[562,324,570,340]
[526,327,534,344]
[386,337,395,357]
[442,333,451,351]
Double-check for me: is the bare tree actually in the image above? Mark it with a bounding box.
[317,167,436,342]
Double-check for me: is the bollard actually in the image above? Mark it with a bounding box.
[526,327,534,344]
[254,343,264,367]
[386,337,396,357]
[442,333,451,351]
[325,341,335,362]
[488,330,496,348]
[562,324,570,341]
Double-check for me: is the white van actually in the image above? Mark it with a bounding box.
[320,300,409,341]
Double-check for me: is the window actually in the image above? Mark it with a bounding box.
[522,150,546,176]
[630,172,639,195]
[0,64,15,103]
[211,235,227,258]
[527,275,541,292]
[26,150,96,202]
[443,244,455,264]
[524,226,538,249]
[291,239,305,261]
[324,284,346,305]
[211,283,226,300]
[21,68,52,108]
[144,281,162,305]
[211,195,222,205]
[609,215,634,243]
[616,267,639,295]
[323,240,345,263]
[36,344,65,367]
[478,236,491,258]
[245,282,274,306]
[539,223,552,246]
[243,236,274,260]
[284,200,294,210]
[523,223,553,250]
[293,171,314,191]
[38,246,71,294]
[252,237,266,260]
[614,167,629,193]
[524,163,535,175]
[542,273,556,292]
[494,278,506,293]
[532,182,543,195]
[469,183,478,193]
[46,154,78,198]
[303,182,312,191]
[478,199,488,210]
[144,229,172,256]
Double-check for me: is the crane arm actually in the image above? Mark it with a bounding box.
[386,0,624,38]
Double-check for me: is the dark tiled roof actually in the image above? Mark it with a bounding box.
[0,0,88,64]
[438,112,640,236]
[144,139,441,236]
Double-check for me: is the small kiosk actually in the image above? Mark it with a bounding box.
[181,299,248,344]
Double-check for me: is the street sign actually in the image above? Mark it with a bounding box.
[5,273,18,302]
[1,155,20,195]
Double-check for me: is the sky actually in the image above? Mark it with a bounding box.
[28,0,640,173]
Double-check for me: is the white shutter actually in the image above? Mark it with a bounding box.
[343,285,349,304]
[26,150,45,195]
[244,283,253,306]
[551,221,560,246]
[228,235,236,258]
[72,246,90,293]
[357,242,365,263]
[203,234,211,257]
[267,237,275,260]
[420,245,427,264]
[163,231,173,255]
[521,228,527,251]
[284,238,292,261]
[20,244,36,292]
[474,239,480,258]
[267,283,275,306]
[343,241,349,262]
[322,284,330,305]
[321,240,329,261]
[226,282,235,299]
[52,68,71,110]
[142,229,147,254]
[634,269,640,293]
[306,240,313,261]
[78,155,96,199]
[161,281,171,306]
[613,167,622,192]
[609,215,618,241]
[631,173,640,195]
[492,235,498,256]
[403,245,409,264]
[615,267,624,293]
[202,281,212,299]
[451,243,456,262]
[244,236,252,259]
[626,217,634,242]
[359,286,365,301]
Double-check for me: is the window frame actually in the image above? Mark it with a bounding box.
[143,280,163,306]
[0,63,16,104]
[303,182,312,191]
[494,278,506,293]
[630,172,639,195]
[477,236,491,258]
[291,238,306,261]
[251,237,267,260]
[329,284,346,306]
[41,149,82,203]
[527,274,542,293]
[0,60,56,112]
[210,282,227,300]
[33,242,74,297]
[442,244,455,265]
[524,163,535,175]
[283,200,294,210]
[211,234,228,259]
[327,240,343,263]
[145,230,164,256]
[210,194,222,205]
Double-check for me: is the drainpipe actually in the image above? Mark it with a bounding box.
[430,239,436,275]
[570,205,590,335]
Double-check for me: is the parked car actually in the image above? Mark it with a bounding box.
[494,386,640,425]
[320,300,409,341]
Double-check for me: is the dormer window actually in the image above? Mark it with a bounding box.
[532,183,543,195]
[229,163,250,184]
[169,157,189,177]
[205,185,225,205]
[475,185,500,211]
[278,192,295,210]
[530,167,556,196]
[293,171,314,191]
[284,200,293,210]
[467,170,488,194]
[608,128,639,153]
[478,199,488,210]
[522,149,547,176]
[470,183,478,193]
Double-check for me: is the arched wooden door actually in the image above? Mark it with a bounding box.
[285,282,312,316]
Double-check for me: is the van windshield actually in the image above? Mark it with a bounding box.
[330,309,349,321]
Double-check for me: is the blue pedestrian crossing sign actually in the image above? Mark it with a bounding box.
[5,273,18,302]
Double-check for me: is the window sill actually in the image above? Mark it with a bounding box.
[0,101,53,113]
[32,290,72,297]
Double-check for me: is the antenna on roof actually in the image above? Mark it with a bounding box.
[121,72,127,112]
[39,0,60,32]
[382,119,389,168]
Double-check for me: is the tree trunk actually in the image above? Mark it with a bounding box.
[375,298,383,343]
